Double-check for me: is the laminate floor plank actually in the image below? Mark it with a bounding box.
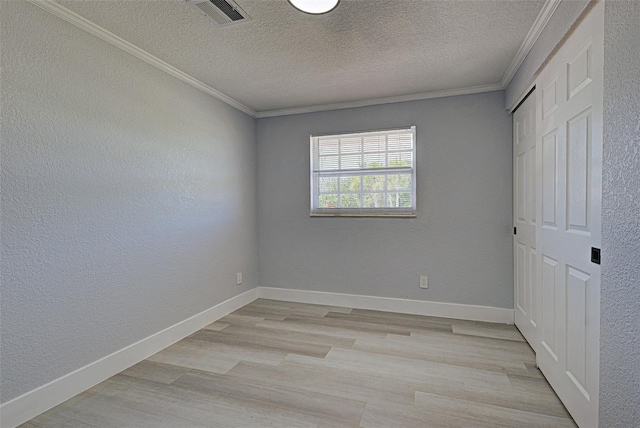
[226,360,420,403]
[452,323,527,341]
[107,374,320,427]
[352,337,532,375]
[22,300,574,427]
[235,305,330,319]
[284,314,413,336]
[148,336,286,371]
[118,360,191,384]
[414,391,577,427]
[409,328,535,358]
[146,339,241,374]
[325,311,454,332]
[311,347,511,386]
[255,318,400,341]
[189,329,332,358]
[219,313,273,326]
[507,373,572,416]
[403,330,536,365]
[201,321,230,331]
[348,308,456,325]
[249,299,354,314]
[359,399,471,428]
[172,368,366,426]
[219,323,357,349]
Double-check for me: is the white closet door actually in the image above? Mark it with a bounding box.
[513,93,538,350]
[535,2,603,427]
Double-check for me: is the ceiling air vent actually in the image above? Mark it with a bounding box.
[186,0,250,27]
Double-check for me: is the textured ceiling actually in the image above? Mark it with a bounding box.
[56,0,545,113]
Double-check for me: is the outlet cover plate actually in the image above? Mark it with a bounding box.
[420,275,428,289]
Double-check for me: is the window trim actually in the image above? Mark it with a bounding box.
[310,126,417,217]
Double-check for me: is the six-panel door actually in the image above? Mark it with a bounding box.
[534,2,603,427]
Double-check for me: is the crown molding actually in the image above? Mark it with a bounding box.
[28,0,560,120]
[254,83,504,118]
[500,0,562,88]
[256,0,561,118]
[26,0,257,117]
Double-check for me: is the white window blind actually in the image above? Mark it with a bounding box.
[310,126,416,217]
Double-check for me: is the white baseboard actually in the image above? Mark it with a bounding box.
[0,287,259,428]
[258,287,514,324]
[1,286,514,427]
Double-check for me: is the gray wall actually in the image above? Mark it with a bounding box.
[505,0,590,108]
[257,91,513,309]
[600,1,640,425]
[0,2,258,403]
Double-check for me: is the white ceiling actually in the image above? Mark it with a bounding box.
[55,0,547,115]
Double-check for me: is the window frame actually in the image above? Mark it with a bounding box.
[309,126,417,217]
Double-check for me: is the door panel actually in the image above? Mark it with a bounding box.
[541,254,558,360]
[567,109,591,233]
[516,153,526,222]
[534,2,603,426]
[516,242,526,313]
[566,265,589,395]
[567,42,593,99]
[528,247,537,327]
[528,146,536,223]
[541,130,558,229]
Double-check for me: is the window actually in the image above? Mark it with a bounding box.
[310,126,416,217]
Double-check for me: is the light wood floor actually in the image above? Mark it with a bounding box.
[22,299,576,427]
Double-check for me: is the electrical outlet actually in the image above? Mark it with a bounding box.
[236,272,242,285]
[420,275,429,289]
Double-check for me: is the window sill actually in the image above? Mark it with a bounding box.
[310,211,416,218]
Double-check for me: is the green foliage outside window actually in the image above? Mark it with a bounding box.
[318,160,412,209]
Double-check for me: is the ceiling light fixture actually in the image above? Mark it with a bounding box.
[287,0,339,15]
